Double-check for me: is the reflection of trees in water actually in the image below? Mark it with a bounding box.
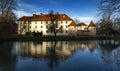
[0,42,17,71]
[98,40,120,71]
[113,47,120,71]
[46,41,59,69]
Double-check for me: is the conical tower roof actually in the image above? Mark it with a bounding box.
[89,21,96,27]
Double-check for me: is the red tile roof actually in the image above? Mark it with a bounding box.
[89,21,96,27]
[17,16,31,21]
[77,22,87,26]
[68,21,76,26]
[18,14,73,21]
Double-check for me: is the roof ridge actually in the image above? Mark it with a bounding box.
[77,22,87,26]
[18,13,73,21]
[68,21,76,26]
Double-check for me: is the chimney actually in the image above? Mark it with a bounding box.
[40,13,43,16]
[33,14,36,18]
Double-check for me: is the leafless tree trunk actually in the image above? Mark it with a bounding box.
[47,10,62,36]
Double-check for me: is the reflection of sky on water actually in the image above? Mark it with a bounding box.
[0,40,120,71]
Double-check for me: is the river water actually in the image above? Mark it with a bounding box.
[0,40,120,71]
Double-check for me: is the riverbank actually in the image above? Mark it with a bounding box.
[0,35,120,41]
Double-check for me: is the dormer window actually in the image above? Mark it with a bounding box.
[63,15,65,18]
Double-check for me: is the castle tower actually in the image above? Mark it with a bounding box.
[88,21,96,35]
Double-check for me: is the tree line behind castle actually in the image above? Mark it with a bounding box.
[0,0,120,36]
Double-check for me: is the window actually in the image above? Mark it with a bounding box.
[41,26,43,28]
[46,21,48,24]
[41,21,43,24]
[29,26,31,28]
[24,21,26,24]
[66,21,68,23]
[66,26,68,28]
[66,30,67,33]
[29,21,31,24]
[61,26,63,28]
[61,21,63,24]
[23,25,26,28]
[35,26,37,28]
[35,21,37,24]
[30,30,32,32]
[46,25,48,29]
[46,31,48,33]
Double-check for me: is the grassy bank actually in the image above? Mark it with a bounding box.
[0,35,120,41]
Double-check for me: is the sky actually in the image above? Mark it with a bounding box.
[15,0,99,24]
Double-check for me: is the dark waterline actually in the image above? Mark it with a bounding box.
[0,40,120,71]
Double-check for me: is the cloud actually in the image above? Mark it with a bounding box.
[16,0,49,16]
[18,0,35,8]
[14,0,48,18]
[17,0,44,13]
[17,2,36,12]
[14,10,32,18]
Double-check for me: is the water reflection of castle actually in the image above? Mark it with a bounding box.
[17,41,96,60]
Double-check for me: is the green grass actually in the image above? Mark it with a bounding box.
[0,35,120,41]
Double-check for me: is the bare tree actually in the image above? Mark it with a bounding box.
[0,0,17,19]
[98,0,120,14]
[47,10,63,36]
[97,0,120,34]
[113,16,120,32]
[0,0,17,35]
[98,0,114,28]
[74,18,80,24]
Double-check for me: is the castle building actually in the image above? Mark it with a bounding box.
[18,13,96,36]
[68,21,96,35]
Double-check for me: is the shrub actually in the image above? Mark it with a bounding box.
[33,32,43,37]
